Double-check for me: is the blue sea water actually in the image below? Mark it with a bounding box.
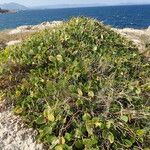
[0,5,150,30]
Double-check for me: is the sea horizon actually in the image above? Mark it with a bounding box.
[28,4,150,10]
[0,4,150,30]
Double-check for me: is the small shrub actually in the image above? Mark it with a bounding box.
[0,17,150,149]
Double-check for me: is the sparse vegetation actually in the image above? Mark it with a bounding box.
[0,17,150,149]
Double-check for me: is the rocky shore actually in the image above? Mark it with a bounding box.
[0,21,150,150]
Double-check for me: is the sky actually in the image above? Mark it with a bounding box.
[0,0,150,7]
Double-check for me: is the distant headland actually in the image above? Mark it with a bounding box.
[0,8,16,14]
[0,2,28,14]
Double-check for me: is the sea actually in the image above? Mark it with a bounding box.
[0,5,150,30]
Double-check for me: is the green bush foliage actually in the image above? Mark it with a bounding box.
[0,17,150,149]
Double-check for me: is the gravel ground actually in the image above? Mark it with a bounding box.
[0,102,44,150]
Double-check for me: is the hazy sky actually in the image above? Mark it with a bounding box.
[0,0,150,7]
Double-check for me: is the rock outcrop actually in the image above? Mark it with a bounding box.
[9,21,63,34]
[113,26,150,57]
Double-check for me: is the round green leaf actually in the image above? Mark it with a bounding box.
[120,115,128,123]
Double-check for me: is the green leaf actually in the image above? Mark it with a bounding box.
[75,128,83,138]
[43,108,55,122]
[65,133,72,141]
[75,140,84,149]
[124,139,133,148]
[15,90,21,97]
[35,116,46,125]
[86,124,93,135]
[55,145,63,150]
[88,91,94,98]
[63,144,72,150]
[136,129,145,136]
[83,137,98,147]
[59,137,65,144]
[48,55,55,61]
[82,113,91,121]
[120,115,128,123]
[138,137,144,143]
[93,46,98,51]
[135,87,141,95]
[107,132,114,144]
[76,99,84,106]
[46,135,57,144]
[56,55,63,62]
[77,88,83,96]
[106,120,113,129]
[102,131,114,144]
[92,117,102,128]
[51,136,59,146]
[47,113,55,122]
[130,137,136,144]
[13,106,23,114]
[42,127,52,135]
